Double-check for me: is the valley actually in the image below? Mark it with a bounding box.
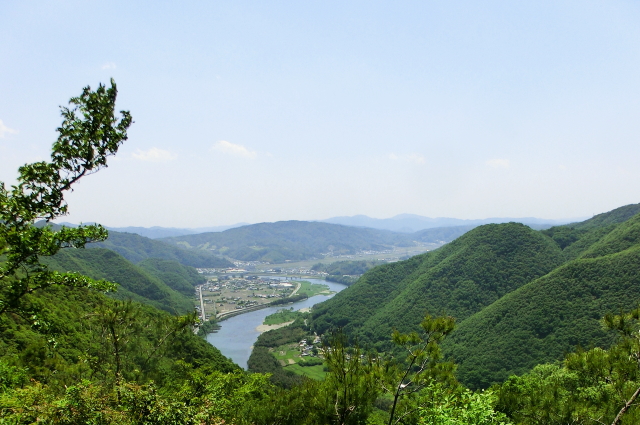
[5,107,640,422]
[195,276,333,321]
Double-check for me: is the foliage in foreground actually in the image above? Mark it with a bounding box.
[3,81,640,425]
[1,78,131,319]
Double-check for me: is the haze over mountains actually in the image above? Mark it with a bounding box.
[64,214,581,240]
[320,214,582,233]
[160,221,481,263]
[104,224,249,239]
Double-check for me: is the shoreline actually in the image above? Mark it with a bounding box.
[255,320,295,333]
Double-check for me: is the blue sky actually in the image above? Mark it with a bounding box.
[1,1,640,227]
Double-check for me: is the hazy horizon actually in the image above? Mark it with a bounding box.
[55,211,590,231]
[3,2,640,227]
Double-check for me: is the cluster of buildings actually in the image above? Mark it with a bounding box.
[299,334,322,357]
[257,268,328,276]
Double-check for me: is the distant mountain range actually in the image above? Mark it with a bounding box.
[55,222,249,239]
[104,224,249,239]
[59,214,582,239]
[160,221,420,263]
[320,214,584,233]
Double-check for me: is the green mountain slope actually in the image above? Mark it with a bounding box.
[91,230,233,268]
[0,286,237,389]
[138,258,206,296]
[542,203,640,260]
[311,205,640,390]
[446,211,640,389]
[44,248,196,314]
[162,221,420,262]
[311,223,564,349]
[570,203,640,230]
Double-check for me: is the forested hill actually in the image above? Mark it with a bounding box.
[311,203,640,389]
[160,220,475,262]
[44,249,203,314]
[0,285,237,392]
[161,221,414,262]
[90,230,233,268]
[311,223,564,344]
[447,207,640,388]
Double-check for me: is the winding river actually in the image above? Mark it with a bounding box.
[206,278,347,369]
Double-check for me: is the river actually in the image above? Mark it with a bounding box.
[206,277,347,369]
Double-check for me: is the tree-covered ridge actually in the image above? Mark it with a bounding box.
[161,221,415,262]
[0,286,237,389]
[541,202,640,259]
[569,203,640,230]
[311,210,640,390]
[138,258,206,296]
[411,224,477,244]
[44,248,197,314]
[312,223,563,347]
[446,212,640,389]
[160,220,464,262]
[91,230,233,268]
[311,260,386,276]
[6,80,640,424]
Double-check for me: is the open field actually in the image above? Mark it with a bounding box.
[297,280,333,297]
[271,343,327,380]
[263,309,303,325]
[199,277,293,318]
[198,278,332,319]
[285,363,326,380]
[258,244,441,272]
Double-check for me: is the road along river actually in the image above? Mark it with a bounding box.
[206,278,347,369]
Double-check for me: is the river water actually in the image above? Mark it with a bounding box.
[206,277,347,369]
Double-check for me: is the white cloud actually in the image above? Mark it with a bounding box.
[102,62,117,70]
[0,120,18,138]
[388,153,425,165]
[485,158,510,169]
[211,140,257,159]
[132,147,176,162]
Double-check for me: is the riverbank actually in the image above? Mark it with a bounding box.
[255,320,294,333]
[206,278,347,369]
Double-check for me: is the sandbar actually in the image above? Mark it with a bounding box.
[255,320,295,333]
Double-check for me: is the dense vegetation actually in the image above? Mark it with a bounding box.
[161,220,476,262]
[5,82,640,423]
[92,230,233,268]
[446,209,640,388]
[311,203,640,392]
[312,260,385,276]
[312,223,563,349]
[311,260,386,285]
[248,316,310,388]
[137,258,205,296]
[161,221,414,262]
[44,248,196,314]
[0,286,237,386]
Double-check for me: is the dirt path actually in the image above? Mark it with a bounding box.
[289,281,302,297]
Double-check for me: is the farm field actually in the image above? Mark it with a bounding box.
[199,278,333,319]
[258,244,440,272]
[271,343,327,380]
[199,276,293,318]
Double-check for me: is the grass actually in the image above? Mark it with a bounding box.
[264,309,302,325]
[296,280,332,297]
[271,343,327,380]
[285,363,326,380]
